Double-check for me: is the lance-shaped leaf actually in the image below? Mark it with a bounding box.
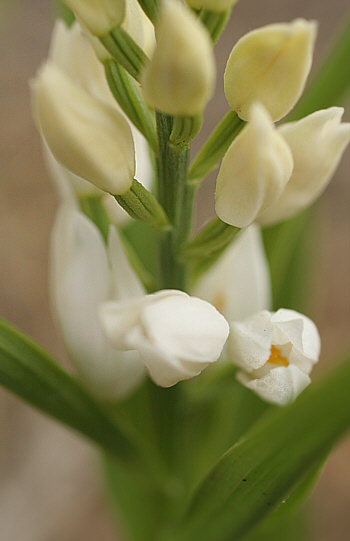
[165,355,350,541]
[0,317,137,463]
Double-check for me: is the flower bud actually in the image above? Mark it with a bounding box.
[141,0,215,116]
[224,19,317,121]
[31,62,135,195]
[100,290,229,387]
[229,309,321,405]
[185,0,239,11]
[48,20,114,104]
[259,107,350,225]
[62,0,125,36]
[215,103,293,228]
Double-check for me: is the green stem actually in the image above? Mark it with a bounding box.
[156,112,191,290]
[189,110,245,182]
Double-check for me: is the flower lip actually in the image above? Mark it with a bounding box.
[229,308,321,405]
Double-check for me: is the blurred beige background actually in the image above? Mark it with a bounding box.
[0,1,349,540]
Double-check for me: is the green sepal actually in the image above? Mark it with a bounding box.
[116,178,170,232]
[100,26,148,83]
[197,9,232,44]
[165,355,350,541]
[0,317,136,463]
[180,217,240,280]
[104,59,158,153]
[170,114,203,147]
[188,110,245,182]
[137,0,159,24]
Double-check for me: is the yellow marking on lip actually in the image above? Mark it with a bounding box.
[267,345,289,367]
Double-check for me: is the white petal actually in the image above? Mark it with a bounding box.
[142,0,215,115]
[50,206,144,400]
[31,62,135,195]
[259,107,350,224]
[215,103,293,228]
[194,224,271,321]
[229,310,273,371]
[271,308,321,373]
[107,226,146,300]
[100,290,229,387]
[224,19,317,121]
[237,365,311,405]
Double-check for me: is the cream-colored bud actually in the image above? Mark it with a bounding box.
[31,62,135,195]
[258,107,350,225]
[141,0,215,116]
[185,0,239,11]
[62,0,125,36]
[224,19,317,121]
[215,103,293,228]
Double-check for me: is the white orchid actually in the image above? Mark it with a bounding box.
[142,0,216,116]
[50,204,146,401]
[229,308,321,405]
[215,103,294,228]
[224,19,317,122]
[100,290,230,387]
[258,107,350,225]
[35,20,153,220]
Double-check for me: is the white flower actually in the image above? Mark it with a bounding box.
[194,224,271,322]
[185,0,238,11]
[224,19,317,122]
[62,0,125,37]
[31,62,135,195]
[50,204,146,401]
[215,102,294,228]
[258,107,350,225]
[48,20,115,105]
[100,290,230,387]
[141,0,216,116]
[229,309,321,405]
[44,20,153,221]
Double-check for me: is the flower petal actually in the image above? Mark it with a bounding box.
[237,365,311,405]
[194,224,271,321]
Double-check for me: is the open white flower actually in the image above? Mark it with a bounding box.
[51,204,146,401]
[224,19,317,122]
[258,107,350,225]
[215,102,293,228]
[100,290,230,387]
[229,309,321,405]
[194,224,271,322]
[142,0,215,116]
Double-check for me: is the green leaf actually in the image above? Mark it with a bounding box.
[165,355,350,541]
[0,317,137,463]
